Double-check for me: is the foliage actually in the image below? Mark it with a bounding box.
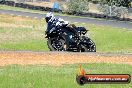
[67,0,89,14]
[97,4,128,18]
[99,0,131,8]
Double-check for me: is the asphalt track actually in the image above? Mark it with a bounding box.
[0,9,132,29]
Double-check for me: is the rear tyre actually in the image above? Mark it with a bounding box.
[47,35,68,51]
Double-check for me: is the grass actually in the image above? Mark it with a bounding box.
[0,14,49,51]
[0,14,132,53]
[0,63,131,88]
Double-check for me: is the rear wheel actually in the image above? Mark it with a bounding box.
[47,36,68,51]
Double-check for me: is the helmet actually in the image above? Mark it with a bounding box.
[45,12,54,23]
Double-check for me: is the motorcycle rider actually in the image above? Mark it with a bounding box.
[45,12,87,37]
[45,12,70,34]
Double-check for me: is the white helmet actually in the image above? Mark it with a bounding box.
[45,12,55,23]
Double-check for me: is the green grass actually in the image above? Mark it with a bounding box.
[0,40,48,51]
[76,23,132,53]
[0,63,131,88]
[0,14,49,51]
[0,14,132,53]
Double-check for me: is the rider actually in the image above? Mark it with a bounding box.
[45,12,69,34]
[45,12,87,37]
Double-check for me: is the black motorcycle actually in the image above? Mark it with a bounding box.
[45,24,96,52]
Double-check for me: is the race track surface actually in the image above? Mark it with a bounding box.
[0,51,131,66]
[0,9,132,29]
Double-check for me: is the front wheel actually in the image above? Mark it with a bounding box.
[80,37,96,52]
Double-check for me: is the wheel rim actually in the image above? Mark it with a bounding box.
[51,38,67,51]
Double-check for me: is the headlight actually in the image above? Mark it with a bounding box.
[85,33,89,37]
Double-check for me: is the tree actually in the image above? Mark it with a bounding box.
[67,0,90,14]
[98,4,128,18]
[100,0,131,8]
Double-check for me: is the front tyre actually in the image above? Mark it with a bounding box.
[81,37,96,52]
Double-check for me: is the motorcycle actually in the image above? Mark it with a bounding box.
[45,24,96,52]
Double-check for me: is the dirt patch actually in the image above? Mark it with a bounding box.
[0,51,131,66]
